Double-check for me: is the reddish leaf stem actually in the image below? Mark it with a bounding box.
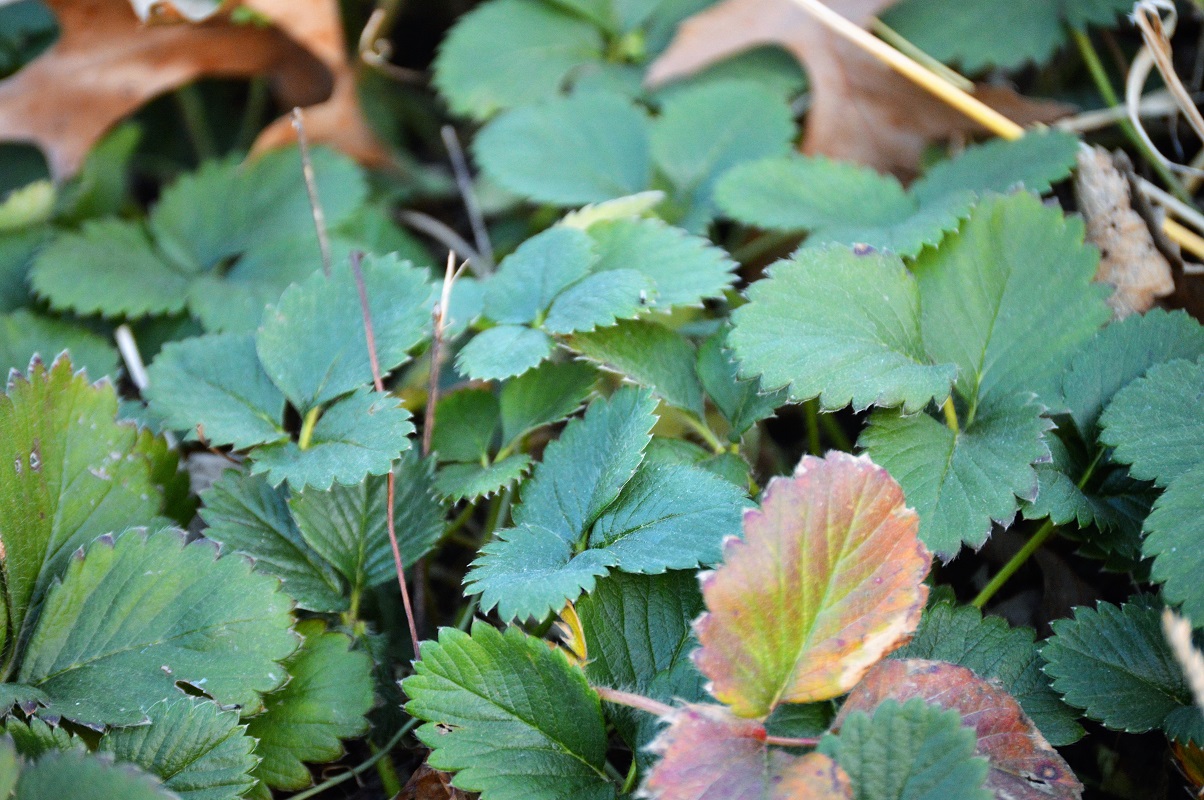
[594,686,674,717]
[351,250,420,655]
[763,734,821,748]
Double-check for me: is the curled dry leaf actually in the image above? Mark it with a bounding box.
[0,0,387,179]
[642,703,852,800]
[646,0,1072,177]
[1074,146,1175,319]
[397,760,478,800]
[837,659,1083,799]
[693,451,931,718]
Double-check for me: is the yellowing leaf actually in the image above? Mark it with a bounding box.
[837,660,1082,799]
[643,704,852,800]
[694,452,930,717]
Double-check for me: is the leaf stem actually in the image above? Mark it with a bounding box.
[621,759,638,794]
[817,412,851,452]
[173,84,216,161]
[684,412,726,455]
[287,719,418,800]
[594,686,673,717]
[941,397,959,434]
[298,406,321,450]
[971,519,1057,609]
[804,399,822,456]
[764,734,821,748]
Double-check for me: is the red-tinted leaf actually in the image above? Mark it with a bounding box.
[837,659,1082,799]
[643,704,851,800]
[694,452,931,717]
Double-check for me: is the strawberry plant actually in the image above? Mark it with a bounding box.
[2,0,1204,797]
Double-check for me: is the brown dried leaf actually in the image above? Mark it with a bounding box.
[643,704,851,800]
[837,659,1082,800]
[396,761,477,800]
[646,0,1071,176]
[1074,146,1175,319]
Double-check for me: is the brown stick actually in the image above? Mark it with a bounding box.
[422,251,463,457]
[292,107,332,277]
[351,250,421,655]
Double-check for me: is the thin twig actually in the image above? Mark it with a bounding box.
[114,324,150,392]
[398,210,484,274]
[358,7,427,84]
[441,125,495,273]
[423,252,467,457]
[351,250,421,655]
[288,719,418,800]
[292,107,333,277]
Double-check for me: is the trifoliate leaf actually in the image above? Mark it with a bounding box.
[499,359,597,445]
[403,621,615,800]
[475,91,651,205]
[288,451,444,593]
[100,697,257,800]
[568,319,704,415]
[586,217,736,309]
[838,660,1080,799]
[434,0,605,120]
[31,220,190,317]
[893,602,1083,745]
[860,394,1050,557]
[543,269,654,334]
[434,455,534,503]
[1059,308,1204,436]
[819,698,991,800]
[250,389,415,491]
[19,529,297,726]
[145,333,287,451]
[244,620,373,791]
[914,192,1110,404]
[643,705,851,800]
[431,389,500,463]
[484,226,598,324]
[1100,357,1204,486]
[199,471,347,613]
[695,326,786,438]
[650,80,796,231]
[695,452,931,718]
[0,310,118,380]
[1043,599,1204,743]
[9,748,176,800]
[0,356,165,662]
[256,254,432,413]
[731,245,956,413]
[513,387,656,538]
[456,325,554,381]
[1144,465,1204,626]
[910,131,1080,203]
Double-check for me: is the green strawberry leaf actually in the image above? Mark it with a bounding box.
[1042,599,1204,743]
[2,717,78,758]
[0,356,167,663]
[0,310,118,380]
[499,359,597,445]
[145,333,288,451]
[456,325,554,381]
[5,746,176,800]
[431,389,500,463]
[893,602,1083,745]
[910,131,1080,203]
[860,393,1051,557]
[434,455,533,503]
[288,451,444,595]
[650,80,796,231]
[731,245,956,413]
[434,0,604,120]
[1144,465,1204,625]
[543,269,654,334]
[100,697,257,800]
[819,698,991,800]
[695,326,786,439]
[1100,357,1204,486]
[249,389,415,491]
[569,319,705,415]
[18,529,297,726]
[475,91,651,205]
[199,470,348,613]
[484,226,598,325]
[255,254,432,414]
[244,620,374,791]
[403,621,615,800]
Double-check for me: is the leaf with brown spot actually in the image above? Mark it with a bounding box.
[837,659,1082,799]
[693,451,931,718]
[1074,146,1175,319]
[646,0,1071,176]
[642,704,851,800]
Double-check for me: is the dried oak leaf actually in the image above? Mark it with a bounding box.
[1074,146,1175,319]
[837,659,1082,800]
[646,0,1072,176]
[643,704,852,800]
